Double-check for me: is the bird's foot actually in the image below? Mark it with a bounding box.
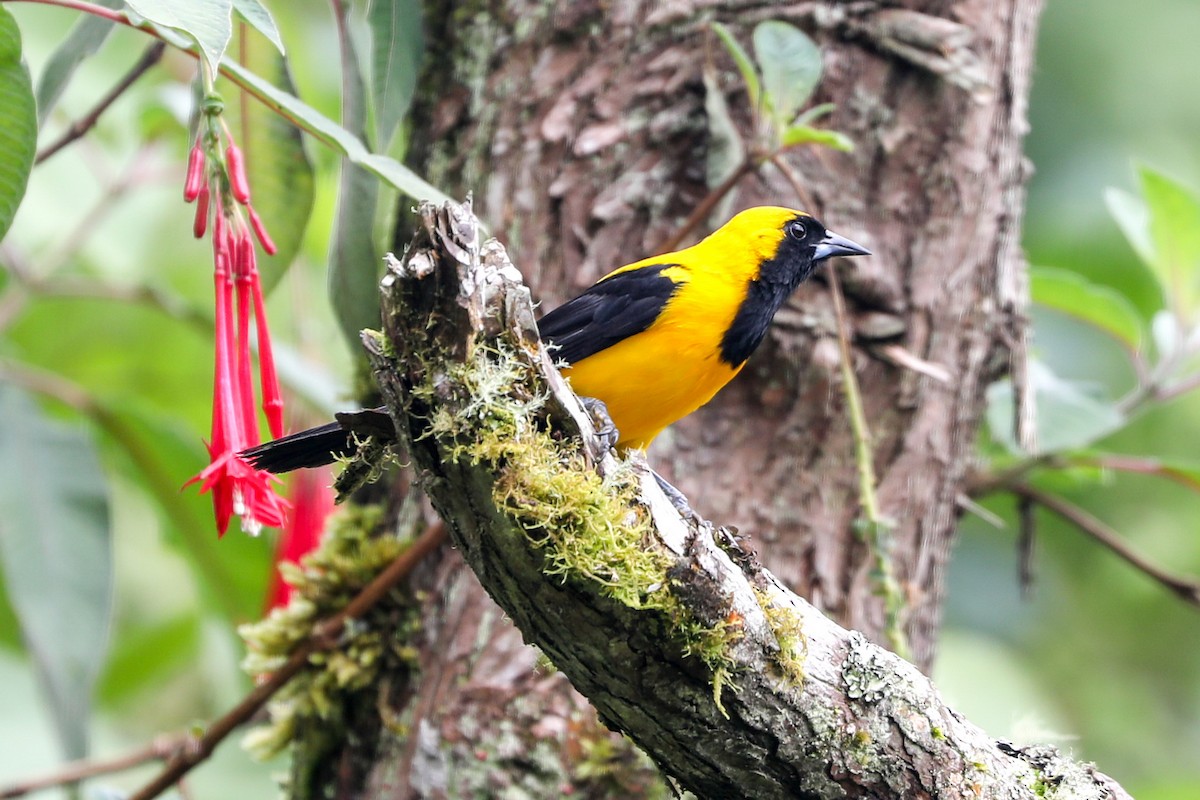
[580,396,620,453]
[653,470,701,522]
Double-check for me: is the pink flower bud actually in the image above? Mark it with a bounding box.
[226,144,251,205]
[184,143,206,202]
[247,207,277,255]
[193,184,210,238]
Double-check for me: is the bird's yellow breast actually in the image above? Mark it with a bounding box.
[561,264,749,449]
[553,206,808,450]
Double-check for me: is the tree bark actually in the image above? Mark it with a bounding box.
[360,201,1128,799]
[299,0,1048,795]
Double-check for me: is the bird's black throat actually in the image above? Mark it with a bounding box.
[718,230,823,367]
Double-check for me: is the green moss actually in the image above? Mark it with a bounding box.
[239,503,422,761]
[754,588,807,685]
[420,338,742,708]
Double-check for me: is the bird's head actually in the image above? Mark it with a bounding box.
[709,206,871,289]
[703,207,872,365]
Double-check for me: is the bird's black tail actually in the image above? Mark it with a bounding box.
[240,420,355,473]
[240,406,396,474]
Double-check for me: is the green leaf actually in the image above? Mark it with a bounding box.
[0,387,113,759]
[792,101,835,128]
[330,163,382,348]
[753,20,822,129]
[34,0,121,124]
[781,124,853,151]
[98,614,200,706]
[126,0,233,77]
[218,56,451,205]
[1104,187,1155,268]
[225,28,314,289]
[0,7,36,245]
[1138,164,1200,316]
[232,0,284,55]
[987,361,1125,455]
[92,400,271,622]
[368,0,423,148]
[329,2,382,350]
[711,22,760,111]
[1031,266,1145,351]
[702,64,745,191]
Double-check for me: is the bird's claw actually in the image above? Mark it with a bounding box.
[580,396,620,453]
[653,470,701,523]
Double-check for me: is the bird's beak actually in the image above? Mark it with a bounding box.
[813,230,871,261]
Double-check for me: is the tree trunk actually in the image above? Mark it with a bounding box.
[301,0,1045,795]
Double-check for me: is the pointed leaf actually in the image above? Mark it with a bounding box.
[711,22,760,111]
[1151,308,1181,362]
[1030,266,1145,352]
[703,64,745,191]
[95,401,272,621]
[34,0,121,124]
[126,0,233,77]
[987,361,1125,455]
[1138,164,1200,317]
[330,164,382,348]
[329,3,382,349]
[1104,187,1155,268]
[781,124,853,151]
[0,7,36,245]
[218,56,451,205]
[368,0,423,148]
[0,387,113,759]
[753,21,822,129]
[792,101,835,128]
[98,614,200,706]
[226,28,313,289]
[232,0,284,55]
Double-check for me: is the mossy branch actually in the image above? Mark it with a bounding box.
[363,198,1132,800]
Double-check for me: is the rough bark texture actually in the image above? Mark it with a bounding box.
[405,0,1039,664]
[306,0,1047,795]
[358,201,1128,800]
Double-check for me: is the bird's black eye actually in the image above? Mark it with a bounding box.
[786,219,807,241]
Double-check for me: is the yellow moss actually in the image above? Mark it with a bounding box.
[754,588,808,685]
[238,502,422,761]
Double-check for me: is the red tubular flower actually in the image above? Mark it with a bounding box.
[226,144,252,205]
[193,184,210,238]
[184,125,289,536]
[266,467,334,611]
[183,142,206,202]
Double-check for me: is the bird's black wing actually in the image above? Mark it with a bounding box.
[537,263,680,365]
[245,266,681,473]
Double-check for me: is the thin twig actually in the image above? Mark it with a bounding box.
[0,735,184,799]
[1011,483,1200,608]
[827,268,881,523]
[767,154,818,213]
[125,520,448,800]
[36,41,167,164]
[827,266,910,659]
[965,454,1055,497]
[655,157,758,253]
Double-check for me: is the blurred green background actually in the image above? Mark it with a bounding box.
[1,1,1198,797]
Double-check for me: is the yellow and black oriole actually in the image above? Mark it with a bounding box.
[242,206,869,473]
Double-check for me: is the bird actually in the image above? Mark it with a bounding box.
[241,206,869,474]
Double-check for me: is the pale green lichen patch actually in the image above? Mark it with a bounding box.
[239,503,421,761]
